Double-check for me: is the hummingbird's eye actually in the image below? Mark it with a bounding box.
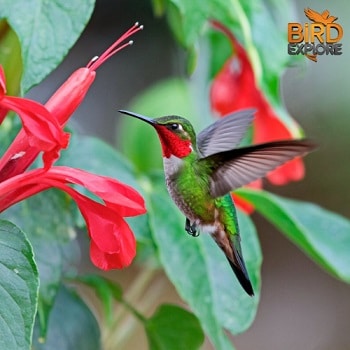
[170,123,180,130]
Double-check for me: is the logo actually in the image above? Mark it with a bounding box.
[288,8,343,62]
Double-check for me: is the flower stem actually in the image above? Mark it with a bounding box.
[102,266,158,349]
[105,273,169,349]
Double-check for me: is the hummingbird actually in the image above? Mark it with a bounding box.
[119,109,315,296]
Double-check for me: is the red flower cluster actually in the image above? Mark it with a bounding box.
[0,23,146,269]
[210,21,306,213]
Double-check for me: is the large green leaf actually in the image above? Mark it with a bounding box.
[145,304,205,350]
[236,189,350,282]
[0,0,95,93]
[147,191,261,350]
[1,190,79,337]
[32,285,101,349]
[0,220,39,350]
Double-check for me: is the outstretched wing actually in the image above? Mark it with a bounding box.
[197,109,255,158]
[200,139,316,198]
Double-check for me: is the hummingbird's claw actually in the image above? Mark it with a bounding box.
[191,230,200,237]
[185,218,200,237]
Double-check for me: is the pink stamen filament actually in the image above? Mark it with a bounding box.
[87,22,143,71]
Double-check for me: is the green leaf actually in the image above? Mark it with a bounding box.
[0,0,95,93]
[147,192,261,350]
[76,274,123,324]
[249,0,295,88]
[165,0,212,48]
[0,220,39,350]
[236,189,350,282]
[32,285,101,350]
[145,304,205,350]
[164,0,249,51]
[0,21,22,95]
[1,189,79,338]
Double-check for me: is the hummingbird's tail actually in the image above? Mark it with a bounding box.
[212,231,254,296]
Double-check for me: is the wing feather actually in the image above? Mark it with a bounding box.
[197,109,255,157]
[200,140,316,198]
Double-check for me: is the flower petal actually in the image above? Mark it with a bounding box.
[1,96,69,151]
[210,54,259,116]
[232,194,255,214]
[267,157,305,185]
[90,238,135,270]
[54,184,136,269]
[45,68,95,126]
[0,106,8,125]
[46,166,146,216]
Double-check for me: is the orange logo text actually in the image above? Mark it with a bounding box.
[288,8,343,61]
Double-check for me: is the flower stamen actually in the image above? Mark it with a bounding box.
[87,22,143,71]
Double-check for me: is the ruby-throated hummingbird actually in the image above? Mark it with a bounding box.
[119,109,315,296]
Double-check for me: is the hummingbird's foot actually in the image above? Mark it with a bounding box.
[185,218,200,237]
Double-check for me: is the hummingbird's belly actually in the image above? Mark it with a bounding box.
[165,173,216,225]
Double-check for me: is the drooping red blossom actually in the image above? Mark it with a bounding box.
[210,20,306,186]
[0,23,143,181]
[0,65,69,168]
[0,166,146,269]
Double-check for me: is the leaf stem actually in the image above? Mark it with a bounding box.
[229,0,262,83]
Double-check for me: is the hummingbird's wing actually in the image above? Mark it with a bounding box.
[200,139,316,198]
[197,109,255,157]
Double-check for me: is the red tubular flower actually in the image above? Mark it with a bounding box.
[0,166,146,269]
[0,66,69,167]
[210,21,307,212]
[0,23,143,182]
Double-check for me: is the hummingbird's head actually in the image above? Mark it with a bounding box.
[119,110,196,158]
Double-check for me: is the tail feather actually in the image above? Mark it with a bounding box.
[212,230,254,296]
[228,248,254,296]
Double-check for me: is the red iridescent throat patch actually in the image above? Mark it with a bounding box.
[154,125,192,158]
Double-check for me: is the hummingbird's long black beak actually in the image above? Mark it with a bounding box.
[118,110,156,125]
